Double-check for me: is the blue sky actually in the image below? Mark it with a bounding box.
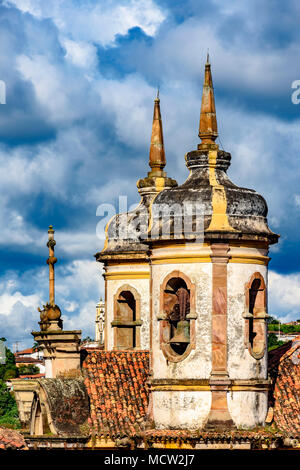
[0,0,300,350]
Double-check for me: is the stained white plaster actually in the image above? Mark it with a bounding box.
[228,391,268,428]
[152,391,211,429]
[227,262,268,380]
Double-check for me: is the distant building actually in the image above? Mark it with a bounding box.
[14,348,45,375]
[95,298,105,345]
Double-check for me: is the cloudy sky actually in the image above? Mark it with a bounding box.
[0,0,300,350]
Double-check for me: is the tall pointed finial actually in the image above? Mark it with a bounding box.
[38,225,62,331]
[198,54,218,146]
[47,225,57,307]
[149,92,166,172]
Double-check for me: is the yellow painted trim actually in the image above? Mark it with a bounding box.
[151,252,268,265]
[229,241,268,249]
[153,242,210,249]
[207,150,236,232]
[229,255,269,265]
[105,256,268,267]
[107,261,149,266]
[151,385,211,391]
[152,257,212,265]
[164,443,194,449]
[151,385,269,392]
[155,177,165,192]
[147,189,160,235]
[152,442,195,449]
[230,385,269,391]
[86,436,116,448]
[100,214,116,252]
[104,271,150,280]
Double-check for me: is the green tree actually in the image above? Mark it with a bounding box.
[268,333,285,352]
[0,380,16,417]
[0,380,20,428]
[0,340,20,428]
[18,364,40,376]
[0,345,18,381]
[267,316,279,324]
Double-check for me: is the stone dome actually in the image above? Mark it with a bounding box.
[146,147,278,244]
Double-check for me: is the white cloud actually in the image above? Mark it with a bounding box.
[0,259,103,349]
[6,0,166,46]
[269,270,300,321]
[295,194,300,207]
[16,54,83,124]
[97,75,154,148]
[62,39,98,69]
[0,291,41,316]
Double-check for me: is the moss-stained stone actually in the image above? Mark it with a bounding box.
[39,378,89,436]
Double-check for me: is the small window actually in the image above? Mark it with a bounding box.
[245,273,267,359]
[112,287,142,350]
[159,271,196,362]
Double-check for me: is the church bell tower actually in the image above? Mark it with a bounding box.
[145,56,279,430]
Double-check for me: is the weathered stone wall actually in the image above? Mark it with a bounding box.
[228,391,268,428]
[227,259,268,380]
[152,391,211,429]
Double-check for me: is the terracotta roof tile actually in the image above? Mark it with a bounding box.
[0,427,28,450]
[82,350,149,438]
[81,344,299,439]
[19,374,45,379]
[268,337,300,435]
[14,348,34,356]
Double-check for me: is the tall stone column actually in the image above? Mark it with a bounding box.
[32,226,82,378]
[206,243,235,429]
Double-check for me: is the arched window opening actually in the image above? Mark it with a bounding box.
[164,277,191,356]
[34,400,43,435]
[244,273,268,359]
[159,271,196,362]
[112,287,142,350]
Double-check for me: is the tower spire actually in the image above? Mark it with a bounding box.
[198,55,218,146]
[149,92,166,173]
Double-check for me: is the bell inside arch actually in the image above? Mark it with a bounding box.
[169,320,190,345]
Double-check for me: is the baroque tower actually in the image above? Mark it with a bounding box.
[95,93,177,351]
[96,58,279,430]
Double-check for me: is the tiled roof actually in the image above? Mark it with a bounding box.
[82,350,149,438]
[0,427,28,450]
[268,337,300,434]
[268,341,293,374]
[141,428,287,442]
[19,374,45,379]
[15,357,43,364]
[15,348,34,356]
